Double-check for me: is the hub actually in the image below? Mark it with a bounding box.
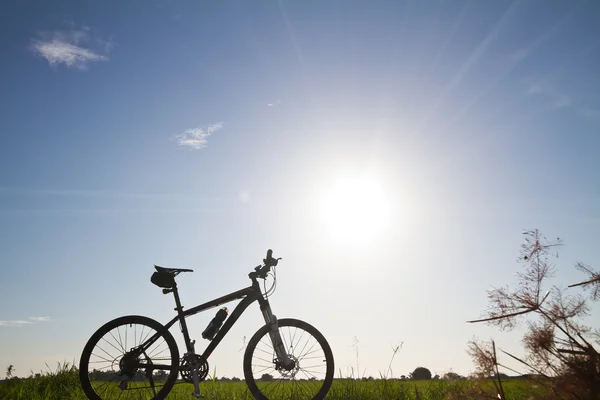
[275,354,299,378]
[119,353,139,377]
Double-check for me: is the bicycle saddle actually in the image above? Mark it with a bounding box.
[154,265,194,274]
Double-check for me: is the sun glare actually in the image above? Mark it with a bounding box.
[319,173,391,247]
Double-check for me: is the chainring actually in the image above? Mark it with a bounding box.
[179,353,209,383]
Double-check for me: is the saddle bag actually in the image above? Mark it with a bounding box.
[151,271,175,289]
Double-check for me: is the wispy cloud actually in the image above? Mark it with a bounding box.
[508,48,530,63]
[509,2,582,67]
[553,95,572,108]
[579,107,600,121]
[32,316,52,323]
[525,79,600,123]
[526,80,572,108]
[268,99,280,107]
[176,123,223,150]
[30,26,113,70]
[0,320,32,327]
[0,316,51,327]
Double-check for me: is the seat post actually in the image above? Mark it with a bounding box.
[172,283,184,313]
[171,283,195,352]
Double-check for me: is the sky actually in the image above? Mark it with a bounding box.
[1,0,599,381]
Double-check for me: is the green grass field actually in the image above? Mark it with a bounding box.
[0,363,548,400]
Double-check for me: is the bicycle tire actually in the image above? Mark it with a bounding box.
[243,318,334,400]
[79,315,179,400]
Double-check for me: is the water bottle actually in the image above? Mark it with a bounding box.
[202,307,228,340]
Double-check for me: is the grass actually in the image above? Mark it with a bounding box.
[0,362,82,400]
[0,363,548,400]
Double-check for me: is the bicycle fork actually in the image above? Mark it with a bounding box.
[262,305,293,369]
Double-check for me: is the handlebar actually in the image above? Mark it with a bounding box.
[249,249,282,280]
[264,249,281,267]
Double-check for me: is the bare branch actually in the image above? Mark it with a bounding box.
[569,277,600,288]
[500,349,549,378]
[557,349,588,355]
[467,339,496,378]
[468,230,600,399]
[496,362,523,376]
[492,341,507,400]
[467,307,536,324]
[571,263,600,301]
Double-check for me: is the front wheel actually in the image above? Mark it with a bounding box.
[79,315,179,400]
[243,318,334,400]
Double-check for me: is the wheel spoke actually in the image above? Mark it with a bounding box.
[140,327,154,347]
[80,317,179,400]
[259,337,274,350]
[101,335,125,355]
[91,351,115,364]
[255,346,274,357]
[108,329,126,353]
[246,319,333,400]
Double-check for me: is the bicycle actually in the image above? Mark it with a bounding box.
[79,250,335,400]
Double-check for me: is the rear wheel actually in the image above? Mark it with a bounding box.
[243,318,334,400]
[79,315,179,400]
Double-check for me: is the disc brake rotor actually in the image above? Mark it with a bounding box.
[275,354,299,378]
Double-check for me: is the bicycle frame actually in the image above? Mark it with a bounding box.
[139,275,285,369]
[167,280,263,358]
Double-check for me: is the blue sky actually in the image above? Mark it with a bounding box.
[1,0,599,380]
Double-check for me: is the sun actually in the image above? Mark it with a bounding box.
[319,173,391,247]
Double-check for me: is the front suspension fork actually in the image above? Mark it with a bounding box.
[269,316,293,367]
[261,303,292,368]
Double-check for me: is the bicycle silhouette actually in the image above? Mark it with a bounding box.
[79,250,334,400]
